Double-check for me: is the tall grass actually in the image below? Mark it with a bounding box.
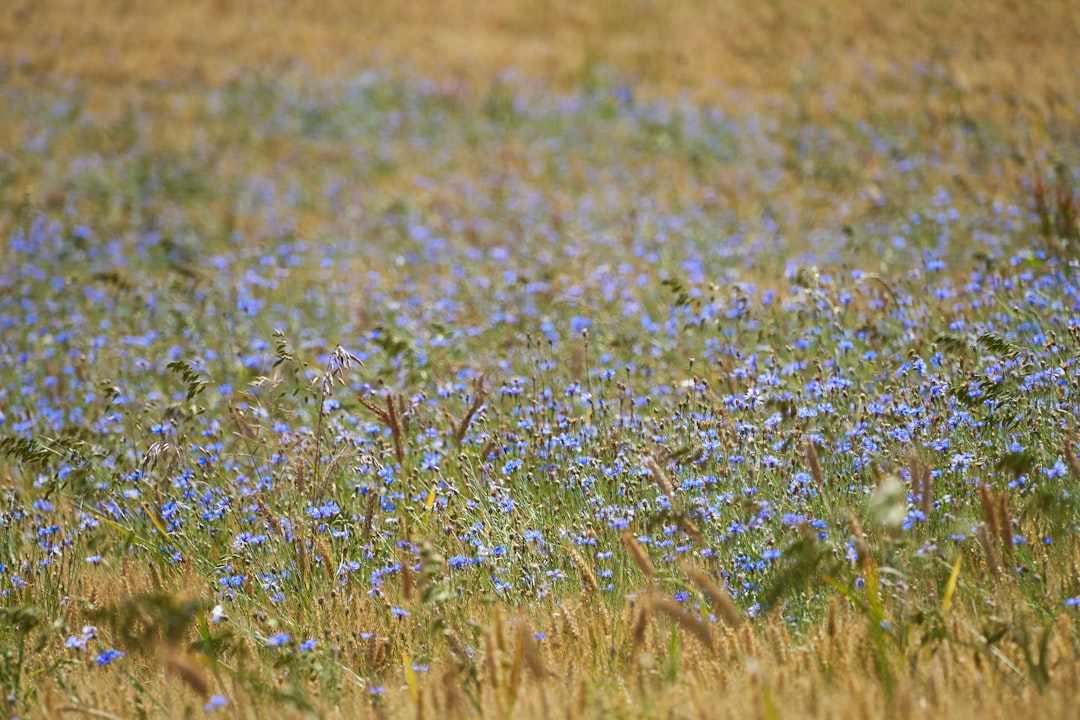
[2,4,1080,718]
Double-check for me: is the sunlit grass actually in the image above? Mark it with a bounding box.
[2,3,1080,719]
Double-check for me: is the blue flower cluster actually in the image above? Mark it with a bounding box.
[2,68,1079,677]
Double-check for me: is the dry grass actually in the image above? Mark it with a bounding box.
[4,3,1080,718]
[31,557,1080,720]
[3,0,1078,119]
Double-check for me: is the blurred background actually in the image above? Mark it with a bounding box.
[4,0,1078,116]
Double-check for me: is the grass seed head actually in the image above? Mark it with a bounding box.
[1063,432,1080,482]
[805,437,825,487]
[680,561,742,629]
[979,483,1001,540]
[653,593,714,652]
[646,455,676,499]
[164,645,210,699]
[621,532,655,581]
[630,594,652,654]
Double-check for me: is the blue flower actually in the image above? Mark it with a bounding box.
[96,649,125,666]
[65,626,96,651]
[204,695,228,713]
[266,632,291,647]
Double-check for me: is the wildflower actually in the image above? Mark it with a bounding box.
[204,695,228,713]
[96,649,125,666]
[266,632,291,647]
[65,626,96,651]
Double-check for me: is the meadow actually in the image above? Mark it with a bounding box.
[2,1,1080,718]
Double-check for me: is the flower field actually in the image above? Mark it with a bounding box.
[2,2,1080,717]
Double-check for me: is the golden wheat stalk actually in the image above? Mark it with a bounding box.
[678,516,708,547]
[977,524,1001,577]
[514,617,550,679]
[399,547,414,602]
[452,375,486,448]
[919,460,934,518]
[566,544,611,633]
[1064,432,1080,482]
[630,594,652,654]
[805,437,824,487]
[646,455,676,499]
[163,644,210,698]
[847,513,871,567]
[997,491,1014,551]
[314,534,335,582]
[978,483,1001,541]
[621,532,655,581]
[653,593,714,651]
[385,393,406,465]
[680,561,742,629]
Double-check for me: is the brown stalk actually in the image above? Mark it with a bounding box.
[361,492,377,545]
[805,437,824,487]
[1064,432,1080,482]
[979,483,1001,540]
[847,513,871,568]
[483,624,500,691]
[163,644,210,698]
[566,544,610,633]
[515,618,550,678]
[314,534,335,581]
[997,490,1014,553]
[680,561,742,629]
[908,452,934,516]
[653,593,714,651]
[357,395,391,424]
[260,503,282,536]
[452,376,487,448]
[977,523,1001,577]
[358,392,406,465]
[920,460,934,517]
[646,455,676,499]
[399,547,414,602]
[630,595,652,654]
[678,516,708,547]
[621,532,655,581]
[908,453,923,507]
[385,393,406,465]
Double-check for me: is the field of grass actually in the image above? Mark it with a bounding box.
[3,2,1080,718]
